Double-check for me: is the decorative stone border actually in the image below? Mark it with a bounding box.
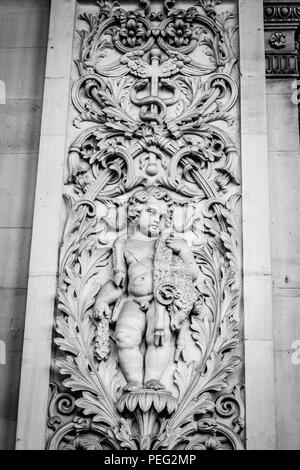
[239,0,276,449]
[15,0,77,450]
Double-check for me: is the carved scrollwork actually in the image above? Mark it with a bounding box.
[48,0,244,451]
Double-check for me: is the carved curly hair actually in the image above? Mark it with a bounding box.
[128,187,173,224]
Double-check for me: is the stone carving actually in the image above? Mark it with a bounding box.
[264,3,300,78]
[269,31,286,49]
[47,0,244,450]
[93,187,201,392]
[264,4,300,23]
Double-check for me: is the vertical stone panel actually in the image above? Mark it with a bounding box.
[267,79,300,450]
[239,0,276,450]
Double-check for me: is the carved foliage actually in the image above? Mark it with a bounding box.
[47,0,244,451]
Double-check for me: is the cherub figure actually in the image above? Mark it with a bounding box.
[93,187,200,392]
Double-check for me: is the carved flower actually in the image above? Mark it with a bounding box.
[165,19,193,47]
[269,32,286,49]
[163,9,198,48]
[117,12,147,48]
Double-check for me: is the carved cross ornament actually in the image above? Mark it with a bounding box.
[47,0,245,451]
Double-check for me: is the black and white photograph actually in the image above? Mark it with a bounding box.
[0,0,299,455]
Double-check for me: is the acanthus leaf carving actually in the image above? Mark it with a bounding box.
[47,0,245,451]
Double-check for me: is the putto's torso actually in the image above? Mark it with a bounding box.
[125,238,156,297]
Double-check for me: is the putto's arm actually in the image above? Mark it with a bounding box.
[95,280,125,306]
[112,238,127,288]
[166,238,199,281]
[94,238,127,317]
[113,237,127,274]
[179,248,199,281]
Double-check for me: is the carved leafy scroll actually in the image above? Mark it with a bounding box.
[47,0,244,451]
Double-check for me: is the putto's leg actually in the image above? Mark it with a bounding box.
[144,302,173,390]
[115,300,146,391]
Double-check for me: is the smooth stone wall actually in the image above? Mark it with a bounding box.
[267,78,300,450]
[239,0,276,449]
[0,0,50,449]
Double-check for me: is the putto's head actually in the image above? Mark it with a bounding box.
[128,187,173,238]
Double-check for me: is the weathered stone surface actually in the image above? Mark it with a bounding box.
[0,1,49,48]
[267,92,300,152]
[267,69,300,451]
[15,0,76,451]
[0,352,22,418]
[0,0,50,452]
[0,100,43,154]
[45,1,76,79]
[240,77,268,134]
[40,79,71,136]
[243,275,273,341]
[0,288,26,451]
[273,295,300,351]
[28,135,66,277]
[274,350,300,450]
[244,339,276,450]
[0,229,32,288]
[0,48,47,100]
[266,79,295,95]
[240,0,276,450]
[0,288,27,352]
[269,150,300,289]
[0,154,38,228]
[0,0,49,7]
[0,418,17,450]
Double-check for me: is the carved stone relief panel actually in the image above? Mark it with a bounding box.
[46,0,244,450]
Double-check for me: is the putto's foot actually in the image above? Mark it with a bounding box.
[145,380,165,391]
[123,381,143,392]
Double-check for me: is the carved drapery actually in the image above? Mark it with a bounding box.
[46,0,244,451]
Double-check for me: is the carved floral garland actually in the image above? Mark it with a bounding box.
[47,0,245,451]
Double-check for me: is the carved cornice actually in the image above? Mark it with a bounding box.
[264,3,300,78]
[264,4,300,23]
